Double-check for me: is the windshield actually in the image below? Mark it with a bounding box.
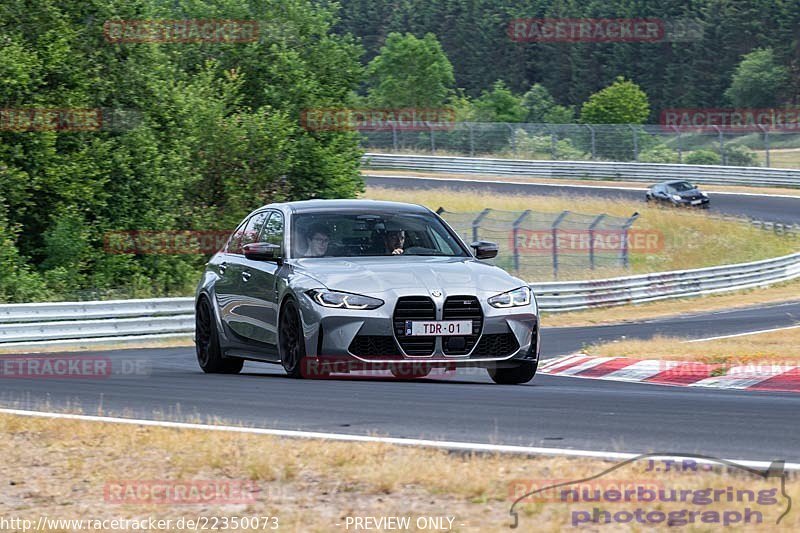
[669,181,695,192]
[292,211,469,258]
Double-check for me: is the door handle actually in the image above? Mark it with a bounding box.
[242,270,252,282]
[219,262,227,275]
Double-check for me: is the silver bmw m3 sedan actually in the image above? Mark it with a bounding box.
[194,199,540,384]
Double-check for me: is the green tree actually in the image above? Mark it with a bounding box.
[472,80,527,122]
[521,84,574,123]
[366,32,455,107]
[580,77,650,124]
[0,0,365,302]
[724,48,790,108]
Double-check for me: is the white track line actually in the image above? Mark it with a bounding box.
[685,324,800,343]
[365,174,800,199]
[1,408,798,470]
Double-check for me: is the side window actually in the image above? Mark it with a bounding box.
[259,211,284,254]
[226,212,269,255]
[240,211,270,249]
[225,218,249,254]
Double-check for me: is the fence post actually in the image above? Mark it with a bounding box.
[511,210,531,274]
[429,124,436,153]
[507,123,516,156]
[672,126,682,163]
[621,212,639,269]
[472,208,491,244]
[713,126,724,164]
[759,125,770,167]
[588,214,606,270]
[551,211,570,280]
[629,125,639,161]
[586,124,596,160]
[544,125,557,159]
[468,122,475,156]
[392,123,398,151]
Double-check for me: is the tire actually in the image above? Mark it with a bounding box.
[279,298,329,378]
[487,360,537,385]
[390,365,431,379]
[195,297,243,374]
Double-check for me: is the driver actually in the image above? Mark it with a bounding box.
[384,229,405,255]
[304,224,331,257]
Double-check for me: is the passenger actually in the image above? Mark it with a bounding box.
[385,229,405,255]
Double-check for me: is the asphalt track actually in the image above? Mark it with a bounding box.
[2,178,799,462]
[2,300,799,461]
[365,174,800,224]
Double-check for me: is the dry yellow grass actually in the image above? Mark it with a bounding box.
[0,336,195,355]
[753,148,800,169]
[363,185,796,282]
[2,412,798,531]
[587,325,800,364]
[541,278,800,327]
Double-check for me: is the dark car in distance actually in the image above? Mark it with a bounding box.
[646,180,710,208]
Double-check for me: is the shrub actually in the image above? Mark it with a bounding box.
[684,150,721,165]
[639,145,680,163]
[722,145,759,167]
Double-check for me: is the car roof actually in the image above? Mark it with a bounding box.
[661,180,694,186]
[263,199,432,214]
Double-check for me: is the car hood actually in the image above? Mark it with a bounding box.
[292,256,523,294]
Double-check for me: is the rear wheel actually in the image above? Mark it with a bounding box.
[195,297,243,374]
[487,360,537,385]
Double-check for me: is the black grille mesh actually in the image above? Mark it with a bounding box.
[393,296,436,355]
[442,296,482,355]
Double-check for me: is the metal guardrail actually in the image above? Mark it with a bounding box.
[2,252,799,347]
[531,252,800,312]
[362,153,800,188]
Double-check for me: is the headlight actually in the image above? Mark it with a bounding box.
[671,194,682,201]
[700,192,708,198]
[488,286,531,308]
[306,289,383,310]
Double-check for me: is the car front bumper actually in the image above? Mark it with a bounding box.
[298,288,539,367]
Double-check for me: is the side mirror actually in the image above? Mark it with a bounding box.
[470,240,498,259]
[243,242,281,261]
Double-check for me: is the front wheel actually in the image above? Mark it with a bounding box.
[195,297,243,374]
[487,360,537,385]
[279,298,329,379]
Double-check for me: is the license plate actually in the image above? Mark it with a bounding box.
[405,320,472,336]
[691,199,703,205]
